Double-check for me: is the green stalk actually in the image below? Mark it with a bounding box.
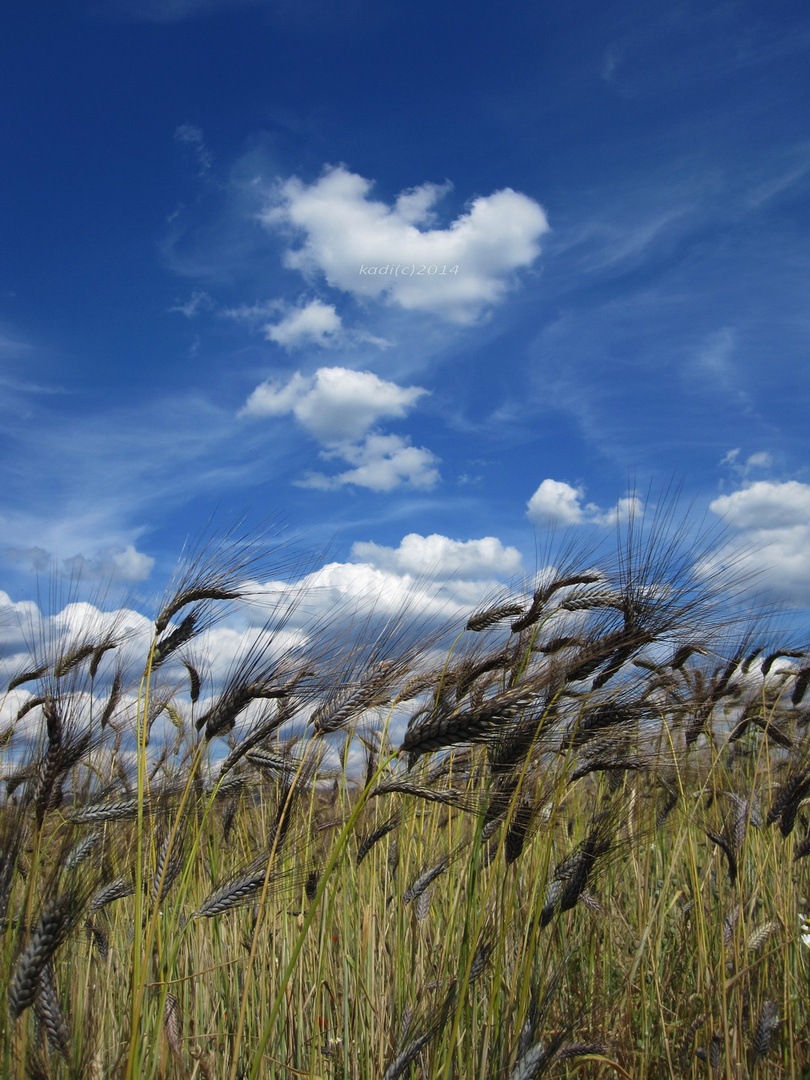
[245,749,396,1080]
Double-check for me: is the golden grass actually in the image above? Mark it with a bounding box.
[0,521,808,1079]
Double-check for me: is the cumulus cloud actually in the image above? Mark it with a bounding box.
[706,480,810,603]
[710,480,810,530]
[99,544,156,582]
[0,592,154,720]
[264,299,342,349]
[240,365,428,442]
[240,365,436,492]
[224,297,390,351]
[0,532,523,749]
[528,480,592,525]
[261,165,550,323]
[299,433,439,492]
[527,479,642,527]
[351,533,522,579]
[261,560,455,622]
[253,543,521,632]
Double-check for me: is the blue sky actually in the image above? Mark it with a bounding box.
[2,0,810,633]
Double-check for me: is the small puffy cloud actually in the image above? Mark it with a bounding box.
[264,299,342,349]
[261,165,550,323]
[351,533,522,579]
[224,297,390,351]
[528,480,591,525]
[240,365,437,492]
[611,495,644,524]
[300,433,440,492]
[239,365,428,443]
[240,371,309,422]
[108,544,156,582]
[527,479,643,527]
[706,480,810,604]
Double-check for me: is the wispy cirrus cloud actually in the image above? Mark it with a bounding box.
[0,386,291,593]
[719,448,774,481]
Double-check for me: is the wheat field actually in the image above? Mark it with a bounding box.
[0,518,808,1079]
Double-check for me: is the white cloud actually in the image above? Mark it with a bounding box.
[261,165,550,324]
[746,160,810,209]
[254,547,512,631]
[706,480,810,604]
[239,366,436,492]
[239,365,428,443]
[351,533,522,579]
[0,334,34,359]
[527,480,591,525]
[527,479,643,527]
[264,299,342,349]
[0,532,526,752]
[710,480,810,530]
[299,433,439,492]
[0,593,154,710]
[224,297,390,350]
[49,600,151,644]
[107,544,156,582]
